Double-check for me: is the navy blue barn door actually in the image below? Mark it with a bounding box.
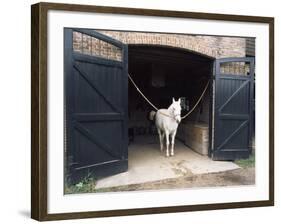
[64,28,128,181]
[212,57,255,160]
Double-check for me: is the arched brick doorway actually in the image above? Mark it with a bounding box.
[66,28,254,183]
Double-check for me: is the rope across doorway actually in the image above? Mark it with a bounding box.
[128,73,210,120]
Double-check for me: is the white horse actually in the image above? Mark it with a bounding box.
[149,98,182,157]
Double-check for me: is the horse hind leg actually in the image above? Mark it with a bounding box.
[157,129,163,152]
[165,131,170,157]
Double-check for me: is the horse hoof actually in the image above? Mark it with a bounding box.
[166,154,170,157]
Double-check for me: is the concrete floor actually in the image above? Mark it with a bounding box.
[95,135,240,189]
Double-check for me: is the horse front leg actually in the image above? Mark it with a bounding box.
[171,131,177,156]
[165,131,170,157]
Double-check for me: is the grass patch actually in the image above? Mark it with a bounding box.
[65,172,98,194]
[65,179,96,194]
[235,155,255,168]
[65,178,122,194]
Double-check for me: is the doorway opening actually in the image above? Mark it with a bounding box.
[128,45,214,156]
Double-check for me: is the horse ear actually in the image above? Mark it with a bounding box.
[172,97,175,103]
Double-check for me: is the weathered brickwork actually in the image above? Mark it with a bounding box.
[73,30,250,75]
[220,62,250,75]
[99,30,246,59]
[73,31,122,61]
[73,30,246,59]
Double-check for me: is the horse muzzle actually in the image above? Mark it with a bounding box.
[175,116,181,124]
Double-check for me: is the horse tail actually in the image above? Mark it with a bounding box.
[148,110,156,122]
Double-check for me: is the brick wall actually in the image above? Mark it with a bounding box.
[73,31,123,61]
[73,30,246,60]
[73,30,251,76]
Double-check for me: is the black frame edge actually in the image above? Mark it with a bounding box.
[31,3,40,220]
[31,2,49,221]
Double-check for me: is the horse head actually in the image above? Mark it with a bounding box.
[171,98,182,124]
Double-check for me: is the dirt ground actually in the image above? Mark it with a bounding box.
[65,154,255,194]
[94,167,255,193]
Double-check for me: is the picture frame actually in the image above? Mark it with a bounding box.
[31,2,274,221]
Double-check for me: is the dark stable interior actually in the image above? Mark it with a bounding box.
[127,45,213,142]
